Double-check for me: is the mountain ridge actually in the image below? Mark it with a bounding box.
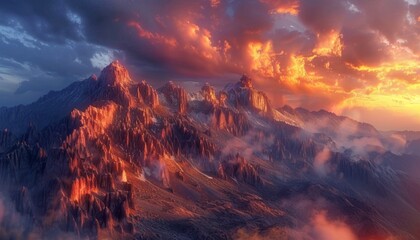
[0,61,419,239]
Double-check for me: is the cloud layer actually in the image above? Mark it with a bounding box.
[0,0,419,130]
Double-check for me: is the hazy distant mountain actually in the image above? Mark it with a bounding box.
[0,61,419,239]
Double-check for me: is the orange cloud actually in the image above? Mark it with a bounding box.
[123,1,420,130]
[312,211,357,240]
[177,20,221,60]
[210,0,221,8]
[127,21,177,47]
[313,30,343,56]
[273,4,299,15]
[248,41,281,78]
[264,0,299,15]
[334,53,420,130]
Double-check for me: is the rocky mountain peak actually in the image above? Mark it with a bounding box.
[240,74,253,88]
[225,75,272,115]
[89,74,98,81]
[201,83,217,104]
[159,81,188,114]
[99,60,132,86]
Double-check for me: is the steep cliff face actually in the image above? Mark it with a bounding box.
[189,83,251,136]
[200,84,218,104]
[98,60,132,87]
[225,75,273,116]
[136,81,159,108]
[159,118,216,161]
[159,82,188,114]
[209,108,250,136]
[218,154,262,186]
[0,142,47,186]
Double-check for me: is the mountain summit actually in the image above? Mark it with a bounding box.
[0,62,419,239]
[225,74,273,115]
[99,60,132,86]
[239,74,253,88]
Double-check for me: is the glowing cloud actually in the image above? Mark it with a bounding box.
[312,211,357,240]
[248,41,280,78]
[313,30,343,56]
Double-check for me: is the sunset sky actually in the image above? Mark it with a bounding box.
[0,0,419,130]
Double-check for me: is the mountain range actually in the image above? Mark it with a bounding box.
[0,61,419,239]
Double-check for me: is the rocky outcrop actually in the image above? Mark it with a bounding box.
[218,91,228,106]
[159,118,216,160]
[218,154,262,186]
[269,138,308,162]
[159,82,188,114]
[189,83,250,136]
[201,84,218,104]
[70,174,99,202]
[226,75,273,116]
[61,189,134,237]
[13,186,33,216]
[136,80,159,108]
[98,60,132,87]
[209,108,250,136]
[0,142,47,186]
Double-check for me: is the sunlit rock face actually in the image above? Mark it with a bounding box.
[159,118,216,161]
[226,74,273,116]
[209,108,250,136]
[99,60,132,87]
[0,142,47,186]
[239,74,253,88]
[0,62,419,239]
[159,81,188,114]
[136,81,159,108]
[201,83,218,104]
[218,91,228,106]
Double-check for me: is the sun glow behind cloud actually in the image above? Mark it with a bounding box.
[242,0,420,130]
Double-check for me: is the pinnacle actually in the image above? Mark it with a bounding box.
[240,74,253,88]
[99,60,132,86]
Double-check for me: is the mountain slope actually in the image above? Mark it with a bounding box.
[0,62,419,239]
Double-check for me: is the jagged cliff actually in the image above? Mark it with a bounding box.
[225,75,273,116]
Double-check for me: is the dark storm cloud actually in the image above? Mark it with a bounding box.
[341,27,390,67]
[351,0,409,42]
[0,28,117,91]
[298,0,347,33]
[0,0,82,43]
[66,1,231,77]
